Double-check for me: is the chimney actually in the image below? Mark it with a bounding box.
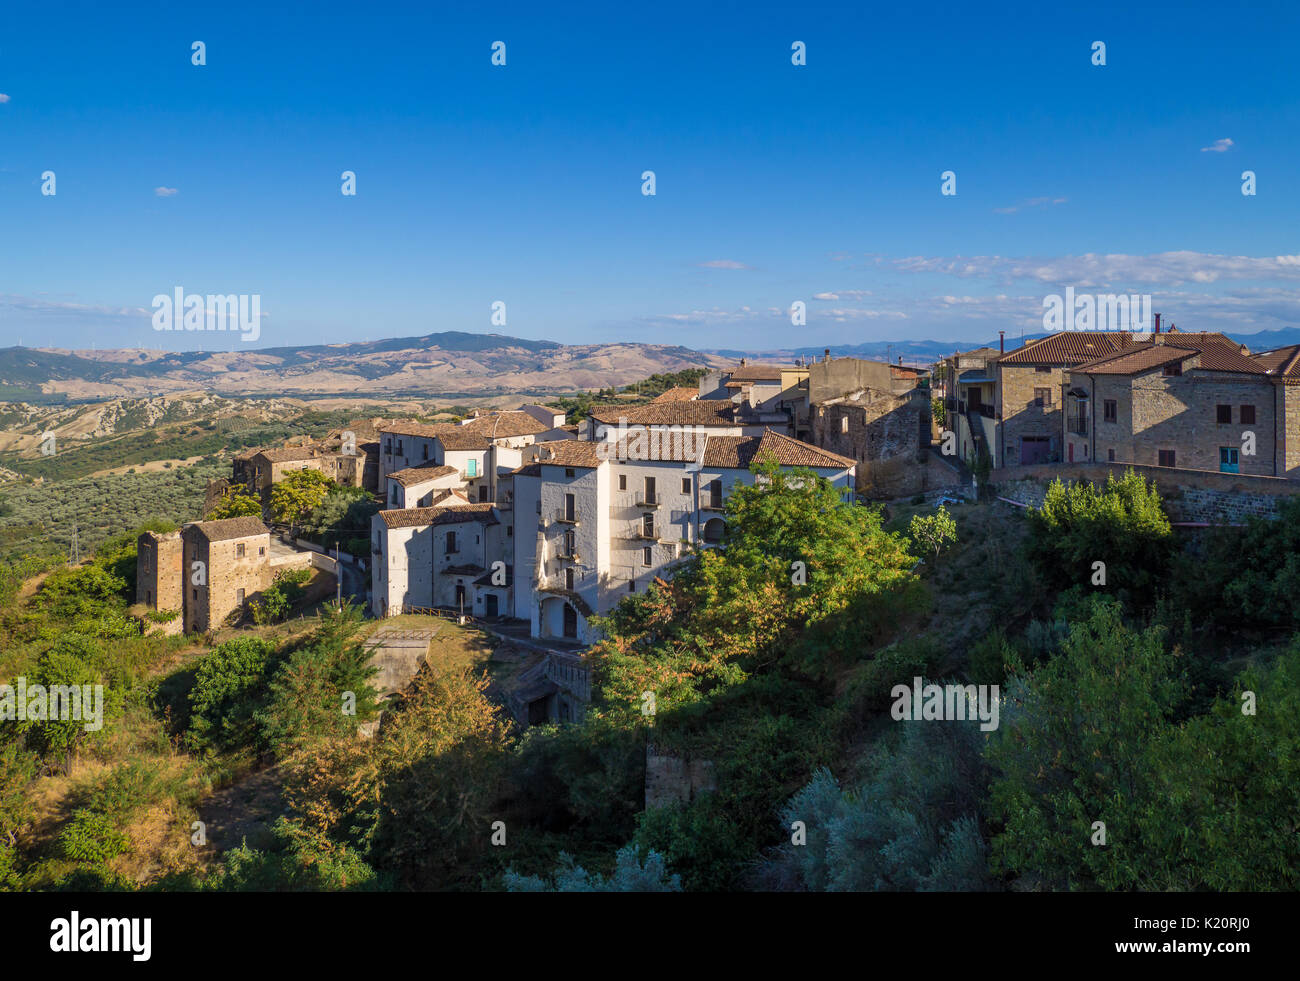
[824,348,830,362]
[1154,313,1161,334]
[740,357,746,367]
[999,330,1005,354]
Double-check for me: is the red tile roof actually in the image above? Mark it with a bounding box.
[587,400,738,427]
[999,332,1134,365]
[378,503,499,529]
[189,516,269,541]
[387,465,458,486]
[650,386,700,403]
[607,429,855,470]
[1072,343,1193,375]
[1254,345,1300,377]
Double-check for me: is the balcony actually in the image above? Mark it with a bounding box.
[634,495,660,509]
[629,525,660,541]
[552,509,579,526]
[701,500,726,512]
[556,549,581,562]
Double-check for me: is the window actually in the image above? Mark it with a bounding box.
[1220,447,1240,473]
[643,547,652,566]
[192,588,198,601]
[642,513,654,538]
[564,493,576,521]
[467,459,478,477]
[236,588,245,606]
[628,580,635,593]
[618,474,627,491]
[236,543,245,558]
[1033,388,1052,407]
[1216,404,1232,424]
[563,529,576,555]
[1108,448,1115,462]
[507,526,513,537]
[1241,404,1256,424]
[708,479,722,508]
[682,477,691,494]
[565,468,575,478]
[422,444,429,460]
[396,440,404,455]
[445,531,457,554]
[564,567,574,591]
[1103,399,1117,423]
[259,546,265,556]
[146,590,152,605]
[1158,449,1176,468]
[1163,364,1181,377]
[840,416,849,433]
[643,476,656,503]
[1035,366,1051,373]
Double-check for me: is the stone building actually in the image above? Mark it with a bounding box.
[237,445,366,497]
[811,387,931,496]
[137,516,314,633]
[1066,337,1275,474]
[996,332,1136,467]
[136,529,184,618]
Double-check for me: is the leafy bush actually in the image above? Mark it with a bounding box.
[60,810,130,864]
[505,844,681,892]
[1025,470,1172,609]
[186,637,279,753]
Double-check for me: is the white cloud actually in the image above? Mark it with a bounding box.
[1200,138,1234,153]
[154,186,179,197]
[0,94,10,104]
[697,259,750,270]
[892,251,1300,287]
[813,289,873,301]
[993,196,1068,215]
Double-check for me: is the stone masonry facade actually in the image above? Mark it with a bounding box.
[999,363,1065,467]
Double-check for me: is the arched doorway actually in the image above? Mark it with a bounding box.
[703,517,726,546]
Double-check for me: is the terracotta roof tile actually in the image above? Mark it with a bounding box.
[379,503,499,529]
[387,465,458,486]
[999,332,1135,365]
[650,386,700,403]
[587,400,738,427]
[456,411,551,438]
[605,429,855,470]
[189,516,269,541]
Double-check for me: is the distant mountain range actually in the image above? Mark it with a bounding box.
[0,332,732,403]
[7,323,1297,404]
[709,325,1300,365]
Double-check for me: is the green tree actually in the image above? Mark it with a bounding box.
[186,637,279,752]
[985,599,1183,890]
[592,458,921,725]
[909,505,957,560]
[504,844,681,892]
[256,604,379,756]
[210,489,262,519]
[1025,469,1172,607]
[269,469,334,526]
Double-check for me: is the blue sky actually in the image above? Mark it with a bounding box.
[2,0,1299,353]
